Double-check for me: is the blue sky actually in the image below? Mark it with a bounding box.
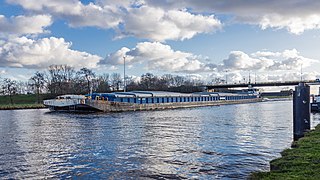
[1,0,320,84]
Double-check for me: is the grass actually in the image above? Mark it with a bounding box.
[250,125,320,179]
[0,103,45,110]
[0,94,48,110]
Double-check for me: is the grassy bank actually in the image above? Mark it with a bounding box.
[251,125,320,179]
[0,94,48,110]
[0,104,45,110]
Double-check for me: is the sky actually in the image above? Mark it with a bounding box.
[1,0,320,86]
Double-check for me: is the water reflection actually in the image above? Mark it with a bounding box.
[0,101,319,179]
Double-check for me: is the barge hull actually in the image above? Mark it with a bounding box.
[46,104,101,112]
[85,98,262,112]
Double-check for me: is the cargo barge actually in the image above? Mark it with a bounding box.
[43,91,261,112]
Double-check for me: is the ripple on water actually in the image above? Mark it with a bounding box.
[1,101,319,179]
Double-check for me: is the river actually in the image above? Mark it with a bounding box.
[1,100,320,179]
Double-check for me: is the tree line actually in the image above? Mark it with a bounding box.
[0,65,206,104]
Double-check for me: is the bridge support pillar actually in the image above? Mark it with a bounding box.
[293,83,310,141]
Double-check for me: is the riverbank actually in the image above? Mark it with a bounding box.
[0,94,48,110]
[0,104,45,110]
[250,125,320,179]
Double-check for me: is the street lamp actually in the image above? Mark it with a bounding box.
[123,56,126,92]
[300,63,303,82]
[225,70,228,84]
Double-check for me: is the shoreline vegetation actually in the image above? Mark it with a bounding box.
[250,125,320,179]
[0,94,48,110]
[0,104,45,110]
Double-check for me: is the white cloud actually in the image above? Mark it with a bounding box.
[7,0,122,29]
[220,49,318,71]
[258,14,320,35]
[103,47,133,65]
[0,14,52,36]
[7,0,221,41]
[0,36,101,69]
[145,0,320,34]
[222,51,274,71]
[103,43,319,75]
[120,6,221,41]
[101,41,214,73]
[7,0,320,36]
[267,72,318,82]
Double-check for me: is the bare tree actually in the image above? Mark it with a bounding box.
[96,73,111,92]
[29,71,46,103]
[173,76,186,87]
[140,73,158,90]
[47,65,75,94]
[126,76,139,91]
[162,74,175,87]
[76,68,96,93]
[15,81,29,94]
[110,73,122,91]
[1,78,17,104]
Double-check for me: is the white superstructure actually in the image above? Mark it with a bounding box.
[43,95,86,109]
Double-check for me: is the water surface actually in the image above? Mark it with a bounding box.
[1,101,319,179]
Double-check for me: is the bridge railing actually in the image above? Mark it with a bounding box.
[206,80,318,87]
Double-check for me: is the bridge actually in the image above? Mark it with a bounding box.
[204,80,320,90]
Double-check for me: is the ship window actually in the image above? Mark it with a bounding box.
[162,98,165,103]
[134,98,137,103]
[120,98,123,102]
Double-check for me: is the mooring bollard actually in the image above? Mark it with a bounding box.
[293,83,310,141]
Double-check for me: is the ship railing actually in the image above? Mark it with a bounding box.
[44,99,85,105]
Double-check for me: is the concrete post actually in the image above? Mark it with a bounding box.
[293,83,310,141]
